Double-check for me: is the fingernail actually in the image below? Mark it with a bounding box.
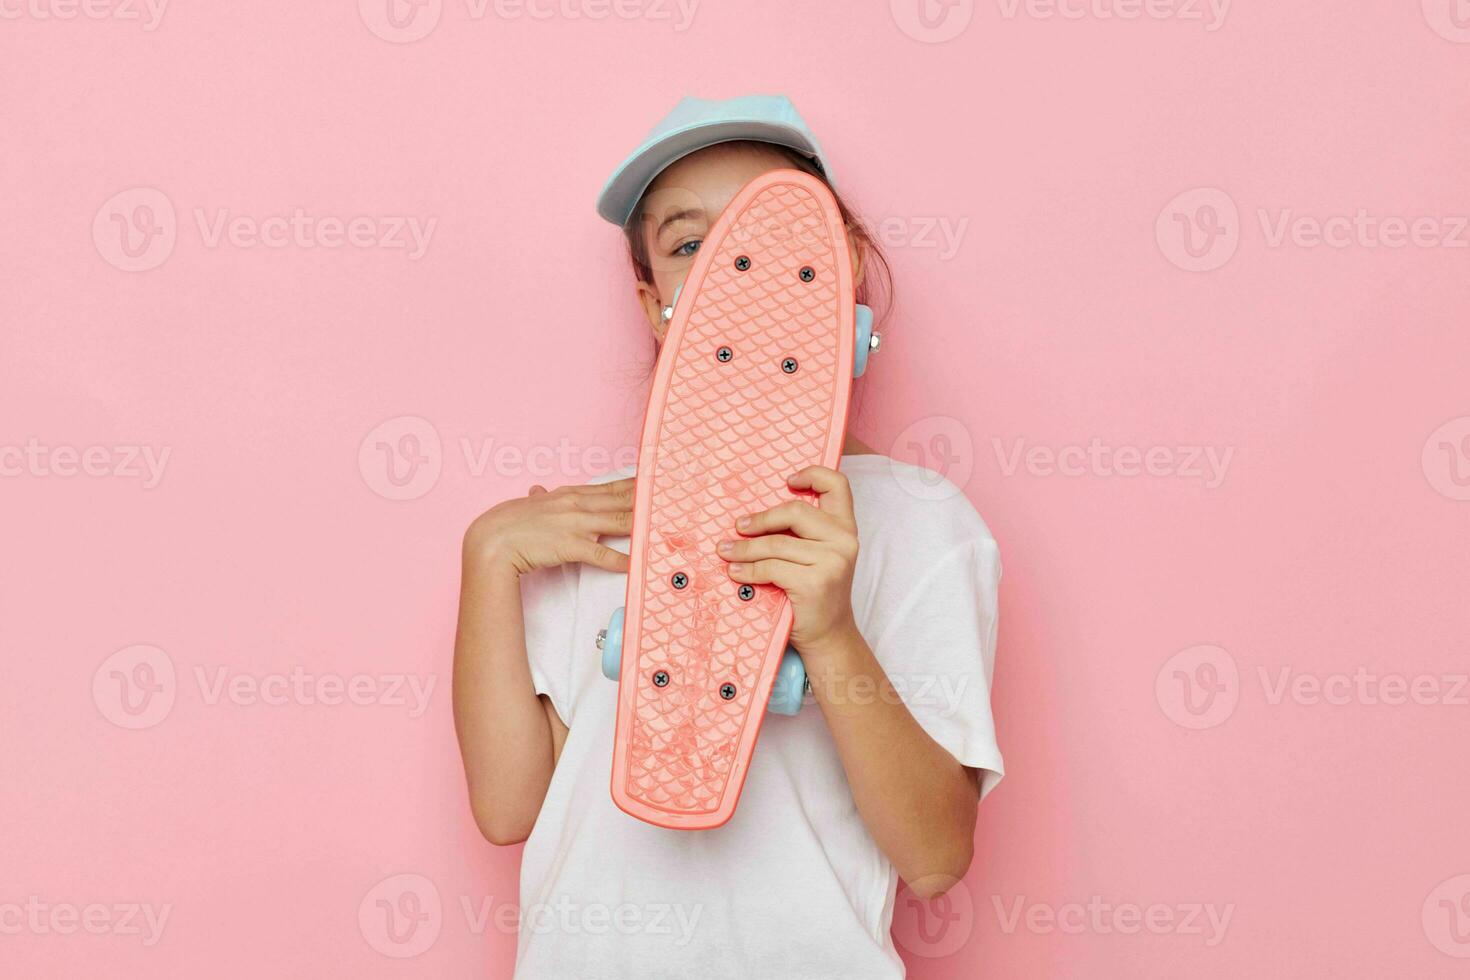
[728,563,745,576]
[717,541,733,555]
[737,517,751,530]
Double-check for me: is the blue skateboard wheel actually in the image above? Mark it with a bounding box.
[854,304,874,378]
[767,646,807,715]
[601,607,625,681]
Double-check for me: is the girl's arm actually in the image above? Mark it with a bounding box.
[453,480,633,845]
[720,466,980,898]
[799,630,980,899]
[453,557,562,845]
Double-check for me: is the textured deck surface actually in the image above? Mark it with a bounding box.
[612,170,855,829]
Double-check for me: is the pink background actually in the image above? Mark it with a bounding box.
[4,1,1469,977]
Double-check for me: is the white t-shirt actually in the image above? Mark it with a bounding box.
[513,455,1004,980]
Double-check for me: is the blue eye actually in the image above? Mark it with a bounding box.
[674,240,701,258]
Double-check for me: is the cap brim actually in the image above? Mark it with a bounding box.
[596,119,824,227]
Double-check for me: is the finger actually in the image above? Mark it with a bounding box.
[568,486,635,512]
[738,500,841,541]
[787,466,855,525]
[574,508,633,536]
[717,534,820,565]
[564,537,630,573]
[558,477,634,512]
[725,558,803,590]
[566,477,635,496]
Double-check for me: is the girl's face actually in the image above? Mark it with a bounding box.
[632,142,860,344]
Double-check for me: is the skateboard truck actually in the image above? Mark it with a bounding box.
[600,611,806,716]
[664,289,882,378]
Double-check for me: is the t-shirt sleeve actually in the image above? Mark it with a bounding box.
[864,533,1005,799]
[520,563,578,723]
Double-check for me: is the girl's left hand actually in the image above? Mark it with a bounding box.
[718,465,860,655]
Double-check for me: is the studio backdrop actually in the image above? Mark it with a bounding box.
[3,2,1468,977]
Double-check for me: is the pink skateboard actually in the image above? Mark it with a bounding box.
[596,169,879,830]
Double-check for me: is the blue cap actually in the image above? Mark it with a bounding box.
[596,95,832,227]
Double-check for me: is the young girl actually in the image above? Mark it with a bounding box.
[454,95,1003,979]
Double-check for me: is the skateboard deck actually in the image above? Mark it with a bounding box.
[611,169,856,830]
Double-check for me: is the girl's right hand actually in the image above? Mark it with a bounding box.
[464,478,635,577]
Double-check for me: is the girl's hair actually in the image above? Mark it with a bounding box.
[621,142,893,327]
